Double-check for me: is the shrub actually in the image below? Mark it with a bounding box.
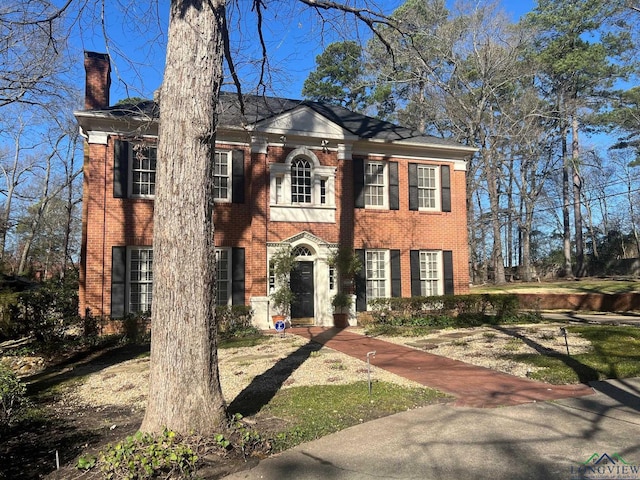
[367,294,526,328]
[0,364,29,426]
[10,272,80,343]
[121,312,151,344]
[216,305,257,339]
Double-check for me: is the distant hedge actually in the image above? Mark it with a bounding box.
[367,294,538,328]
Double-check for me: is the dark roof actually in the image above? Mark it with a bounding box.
[96,92,462,147]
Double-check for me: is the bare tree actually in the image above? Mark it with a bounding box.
[0,1,75,108]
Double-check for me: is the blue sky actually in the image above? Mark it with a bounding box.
[71,0,536,104]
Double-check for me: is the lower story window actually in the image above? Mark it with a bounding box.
[366,250,388,300]
[216,248,231,305]
[129,248,153,314]
[419,251,442,296]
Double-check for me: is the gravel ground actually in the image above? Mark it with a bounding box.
[72,323,590,410]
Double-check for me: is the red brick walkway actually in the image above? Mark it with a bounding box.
[290,327,595,408]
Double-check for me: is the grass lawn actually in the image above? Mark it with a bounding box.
[507,325,640,384]
[471,278,640,294]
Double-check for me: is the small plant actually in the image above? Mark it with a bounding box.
[331,292,352,313]
[100,429,198,479]
[482,332,497,340]
[76,455,97,471]
[0,364,29,426]
[504,338,522,351]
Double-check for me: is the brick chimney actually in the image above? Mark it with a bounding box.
[84,51,111,110]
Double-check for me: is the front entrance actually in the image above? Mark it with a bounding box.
[291,261,314,323]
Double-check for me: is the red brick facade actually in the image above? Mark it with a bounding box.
[76,53,474,327]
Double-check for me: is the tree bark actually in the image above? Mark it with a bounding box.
[141,0,227,435]
[571,112,585,276]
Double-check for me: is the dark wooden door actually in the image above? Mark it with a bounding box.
[291,261,314,319]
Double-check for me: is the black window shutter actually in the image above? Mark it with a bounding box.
[111,246,127,318]
[353,159,365,209]
[443,250,454,295]
[231,247,245,305]
[410,250,422,297]
[113,140,129,199]
[441,165,451,212]
[389,162,399,210]
[355,249,367,311]
[232,150,245,204]
[390,249,401,297]
[408,163,418,211]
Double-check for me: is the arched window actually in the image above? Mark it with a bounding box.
[292,245,313,257]
[291,158,312,203]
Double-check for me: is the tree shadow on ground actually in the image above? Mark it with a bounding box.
[24,343,150,397]
[491,325,600,384]
[228,328,340,417]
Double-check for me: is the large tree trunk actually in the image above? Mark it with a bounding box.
[141,0,227,435]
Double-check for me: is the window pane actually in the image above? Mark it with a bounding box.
[214,151,231,200]
[365,162,385,206]
[291,158,312,203]
[216,249,230,305]
[129,248,153,313]
[418,166,437,209]
[366,250,386,300]
[419,251,440,296]
[131,144,157,196]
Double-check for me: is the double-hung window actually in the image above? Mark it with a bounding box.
[409,163,450,212]
[364,161,386,208]
[130,144,157,197]
[417,165,439,210]
[214,150,232,202]
[365,250,388,300]
[216,248,231,305]
[419,250,442,296]
[354,159,399,210]
[128,248,153,314]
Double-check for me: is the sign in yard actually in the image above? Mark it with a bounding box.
[274,320,286,333]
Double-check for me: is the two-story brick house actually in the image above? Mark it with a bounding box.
[75,51,475,328]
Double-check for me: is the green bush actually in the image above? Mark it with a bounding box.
[368,294,527,328]
[10,273,80,343]
[0,364,29,426]
[100,429,198,479]
[216,305,257,339]
[121,312,151,344]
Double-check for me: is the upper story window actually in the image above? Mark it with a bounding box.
[417,165,439,210]
[214,150,232,202]
[269,147,336,223]
[113,140,245,203]
[409,163,451,212]
[364,161,386,208]
[291,158,312,203]
[130,143,157,198]
[354,159,399,210]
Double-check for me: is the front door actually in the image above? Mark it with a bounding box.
[291,261,314,320]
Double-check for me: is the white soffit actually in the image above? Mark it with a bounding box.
[254,107,357,141]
